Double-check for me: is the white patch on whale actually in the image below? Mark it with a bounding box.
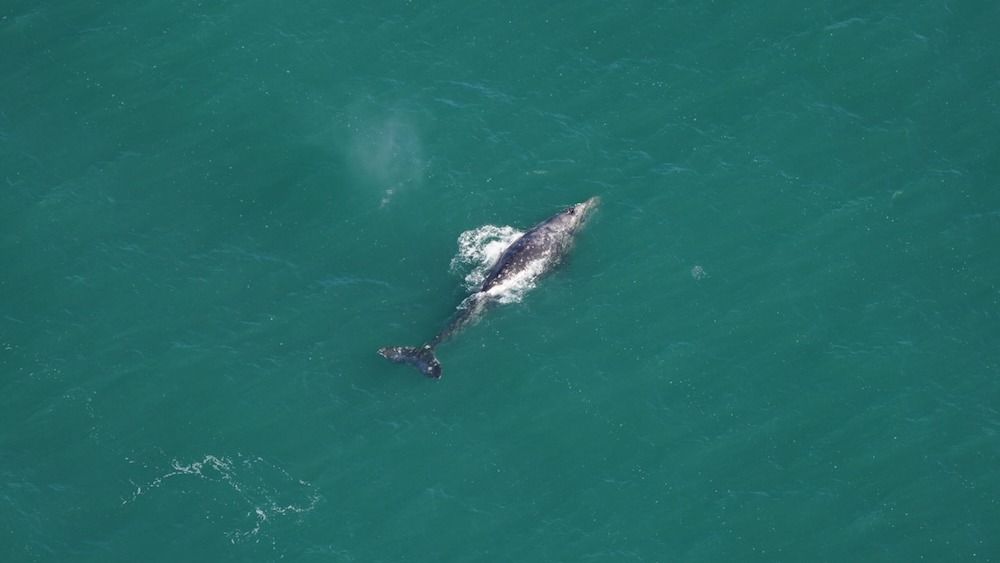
[483,254,550,304]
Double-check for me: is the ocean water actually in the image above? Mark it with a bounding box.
[2,1,999,561]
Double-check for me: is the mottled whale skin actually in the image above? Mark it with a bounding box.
[378,197,600,379]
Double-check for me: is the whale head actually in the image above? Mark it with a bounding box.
[555,196,600,233]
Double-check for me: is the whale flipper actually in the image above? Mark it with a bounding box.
[377,344,442,379]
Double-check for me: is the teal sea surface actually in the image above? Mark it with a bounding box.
[2,1,999,561]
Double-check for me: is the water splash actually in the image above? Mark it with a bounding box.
[449,224,549,304]
[449,224,523,290]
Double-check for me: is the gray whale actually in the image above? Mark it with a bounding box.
[378,196,600,379]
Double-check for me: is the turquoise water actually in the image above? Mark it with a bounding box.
[3,1,999,560]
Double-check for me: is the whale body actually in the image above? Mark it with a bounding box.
[378,196,600,379]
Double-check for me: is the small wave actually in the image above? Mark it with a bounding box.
[122,453,321,545]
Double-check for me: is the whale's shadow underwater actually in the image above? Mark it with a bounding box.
[378,196,600,379]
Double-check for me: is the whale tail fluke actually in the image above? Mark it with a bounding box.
[377,344,442,379]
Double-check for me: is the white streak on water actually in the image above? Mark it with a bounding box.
[122,453,321,545]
